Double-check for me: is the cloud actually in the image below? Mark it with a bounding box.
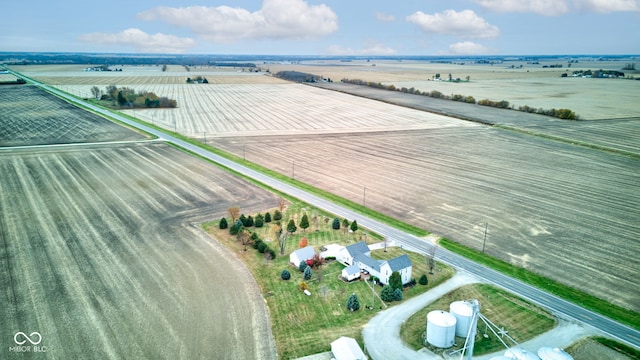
[79,28,196,53]
[476,0,639,14]
[375,12,396,22]
[475,0,570,16]
[448,41,492,55]
[138,0,338,43]
[406,9,500,39]
[327,42,397,56]
[573,0,640,12]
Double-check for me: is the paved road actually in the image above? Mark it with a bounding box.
[18,74,640,353]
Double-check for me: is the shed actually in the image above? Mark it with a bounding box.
[341,264,361,281]
[289,246,316,266]
[331,336,367,360]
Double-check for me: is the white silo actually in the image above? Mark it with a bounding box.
[505,347,541,360]
[490,356,516,360]
[537,347,573,360]
[450,300,474,337]
[426,310,457,348]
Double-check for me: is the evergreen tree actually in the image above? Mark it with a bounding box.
[229,219,243,235]
[273,210,282,221]
[332,218,341,230]
[380,285,395,302]
[299,214,310,232]
[393,288,403,301]
[303,266,312,280]
[239,214,247,226]
[287,219,297,233]
[350,220,358,233]
[346,293,360,312]
[245,215,254,227]
[254,214,264,228]
[389,271,403,291]
[264,212,272,223]
[419,274,429,285]
[281,269,291,280]
[299,261,308,272]
[219,217,228,229]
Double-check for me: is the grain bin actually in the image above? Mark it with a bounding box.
[505,347,541,360]
[537,347,573,360]
[490,356,516,360]
[426,310,456,348]
[450,300,474,337]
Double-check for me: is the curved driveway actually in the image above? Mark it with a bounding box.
[19,73,640,354]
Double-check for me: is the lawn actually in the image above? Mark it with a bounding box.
[203,201,454,359]
[400,283,556,356]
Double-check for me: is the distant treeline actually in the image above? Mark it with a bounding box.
[341,78,579,120]
[274,71,320,82]
[93,85,177,108]
[1,53,260,67]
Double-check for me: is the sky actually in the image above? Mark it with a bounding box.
[2,0,639,55]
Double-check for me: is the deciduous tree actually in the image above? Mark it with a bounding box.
[298,237,308,248]
[228,207,240,222]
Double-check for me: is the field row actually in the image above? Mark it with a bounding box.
[214,126,640,313]
[0,143,279,359]
[58,83,478,137]
[0,85,144,146]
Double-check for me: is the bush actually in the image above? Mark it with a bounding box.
[264,212,272,223]
[219,217,228,229]
[253,239,263,250]
[266,248,276,259]
[254,214,264,228]
[419,274,429,285]
[303,266,313,280]
[281,270,291,280]
[393,288,403,301]
[332,218,341,230]
[257,241,268,253]
[229,220,243,235]
[389,271,402,291]
[380,286,395,302]
[273,210,282,221]
[346,293,360,312]
[299,282,308,292]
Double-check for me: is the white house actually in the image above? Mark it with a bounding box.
[338,241,370,265]
[289,246,316,266]
[341,264,361,282]
[331,336,367,360]
[378,254,413,285]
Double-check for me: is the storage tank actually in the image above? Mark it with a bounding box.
[505,348,541,360]
[449,300,474,337]
[537,347,573,360]
[426,310,457,348]
[490,356,515,360]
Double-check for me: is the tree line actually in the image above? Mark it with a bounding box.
[90,85,177,108]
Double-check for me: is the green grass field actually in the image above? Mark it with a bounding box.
[203,203,453,359]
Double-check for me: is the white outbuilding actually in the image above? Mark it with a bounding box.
[289,246,316,267]
[341,264,361,282]
[331,336,367,360]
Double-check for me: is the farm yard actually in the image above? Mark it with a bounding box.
[0,84,145,147]
[0,142,279,359]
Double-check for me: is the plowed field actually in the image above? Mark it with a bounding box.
[0,142,278,359]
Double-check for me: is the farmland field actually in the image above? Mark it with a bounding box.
[0,85,145,147]
[0,142,279,359]
[10,63,640,314]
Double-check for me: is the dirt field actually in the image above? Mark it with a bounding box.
[0,85,145,146]
[0,142,279,359]
[10,63,639,314]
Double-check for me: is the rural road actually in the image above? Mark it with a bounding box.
[16,72,640,354]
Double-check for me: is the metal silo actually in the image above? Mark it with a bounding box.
[450,300,474,337]
[426,310,457,348]
[505,347,542,360]
[537,347,574,360]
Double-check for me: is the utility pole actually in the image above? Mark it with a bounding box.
[482,222,488,253]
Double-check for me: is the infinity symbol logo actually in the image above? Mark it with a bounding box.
[14,332,42,345]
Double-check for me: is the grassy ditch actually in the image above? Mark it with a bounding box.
[400,283,556,356]
[439,238,640,330]
[202,202,453,359]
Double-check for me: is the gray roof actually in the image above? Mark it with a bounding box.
[291,246,315,261]
[343,264,361,276]
[345,241,370,257]
[386,254,412,271]
[354,254,381,272]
